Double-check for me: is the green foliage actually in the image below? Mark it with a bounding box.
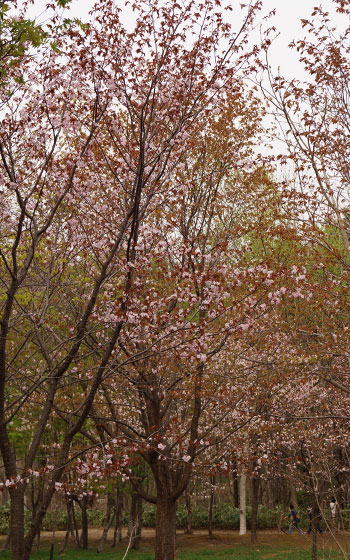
[7,417,33,456]
[296,490,313,507]
[0,497,345,557]
[0,1,80,89]
[0,504,10,534]
[0,503,283,535]
[141,504,156,527]
[39,507,105,532]
[0,505,105,534]
[0,3,47,82]
[142,503,283,530]
[340,508,350,529]
[0,503,31,534]
[1,501,348,539]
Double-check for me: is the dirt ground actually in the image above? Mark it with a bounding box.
[1,528,349,553]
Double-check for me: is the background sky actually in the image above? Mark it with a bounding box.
[25,0,346,83]
[261,0,345,79]
[23,0,346,160]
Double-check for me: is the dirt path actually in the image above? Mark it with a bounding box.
[1,528,349,553]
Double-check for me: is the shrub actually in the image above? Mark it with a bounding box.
[41,507,105,531]
[0,503,32,535]
[0,501,318,535]
[340,509,350,530]
[0,504,10,535]
[140,503,282,530]
[142,504,156,527]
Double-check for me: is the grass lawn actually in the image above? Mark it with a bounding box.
[0,546,343,560]
[0,530,346,559]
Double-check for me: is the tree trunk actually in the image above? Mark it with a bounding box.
[239,472,247,535]
[9,485,25,560]
[127,490,137,538]
[0,424,25,560]
[250,477,259,544]
[311,499,319,560]
[233,466,239,508]
[80,495,89,549]
[60,498,73,553]
[312,523,318,560]
[35,530,41,552]
[208,475,215,537]
[288,476,298,507]
[97,492,115,553]
[112,490,123,547]
[71,499,81,547]
[155,495,177,560]
[133,492,143,550]
[185,486,193,534]
[128,490,143,550]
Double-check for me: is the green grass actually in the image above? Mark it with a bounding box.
[0,546,343,560]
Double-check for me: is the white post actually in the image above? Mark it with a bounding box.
[239,471,247,535]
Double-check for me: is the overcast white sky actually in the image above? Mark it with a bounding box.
[24,0,347,89]
[25,0,346,82]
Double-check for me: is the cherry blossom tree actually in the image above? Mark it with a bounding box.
[0,1,269,558]
[264,0,350,392]
[85,86,305,557]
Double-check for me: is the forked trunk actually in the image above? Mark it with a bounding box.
[155,495,177,560]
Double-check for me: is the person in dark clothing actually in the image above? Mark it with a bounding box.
[286,504,303,535]
[306,505,323,534]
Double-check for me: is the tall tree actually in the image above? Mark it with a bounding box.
[0,1,266,558]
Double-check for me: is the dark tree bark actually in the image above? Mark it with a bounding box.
[208,476,216,537]
[288,476,298,508]
[112,490,124,547]
[311,499,321,560]
[97,492,115,553]
[8,486,25,560]
[80,495,89,549]
[60,499,73,553]
[128,489,143,550]
[155,494,177,560]
[71,499,81,547]
[250,476,260,544]
[35,530,41,552]
[184,485,193,534]
[104,330,203,560]
[133,492,143,550]
[311,510,318,560]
